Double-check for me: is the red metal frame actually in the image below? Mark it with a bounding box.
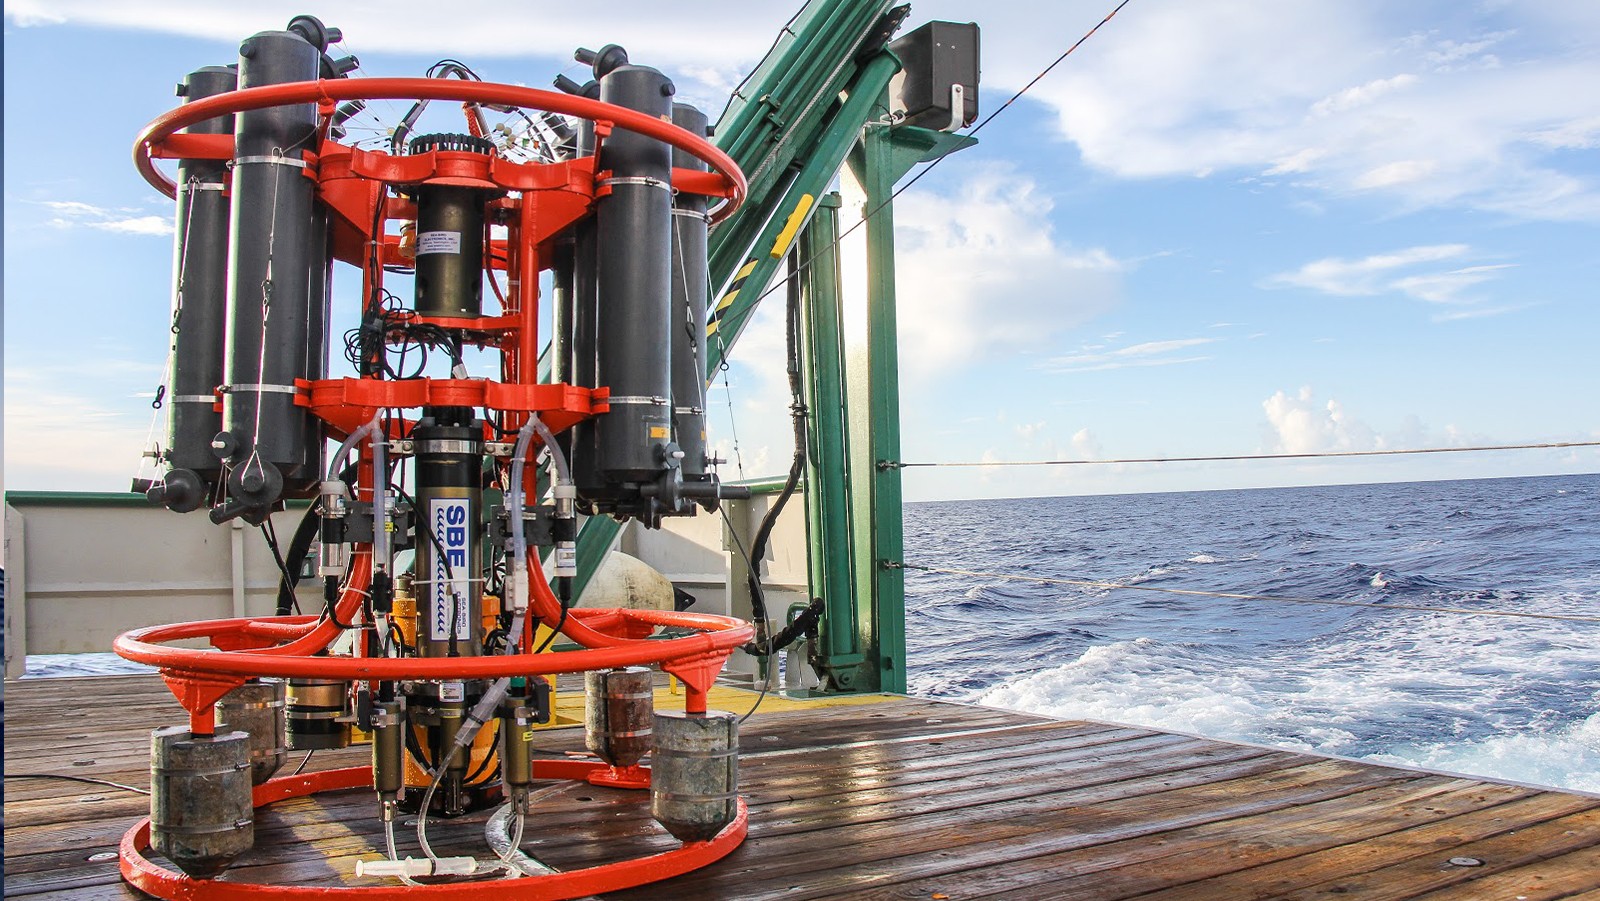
[120,764,749,900]
[120,74,754,898]
[133,78,746,221]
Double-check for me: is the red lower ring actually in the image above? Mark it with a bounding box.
[121,763,748,900]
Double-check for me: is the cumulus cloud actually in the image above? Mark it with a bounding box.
[40,200,173,237]
[915,0,1600,220]
[1262,387,1381,454]
[1265,244,1516,308]
[891,164,1123,375]
[1041,336,1216,374]
[1071,428,1103,460]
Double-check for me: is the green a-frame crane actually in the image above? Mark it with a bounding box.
[573,0,977,695]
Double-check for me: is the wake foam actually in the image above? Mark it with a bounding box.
[976,636,1600,793]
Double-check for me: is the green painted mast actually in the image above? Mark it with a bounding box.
[570,0,975,694]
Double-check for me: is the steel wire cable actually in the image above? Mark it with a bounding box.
[896,563,1600,624]
[887,440,1600,469]
[4,773,152,795]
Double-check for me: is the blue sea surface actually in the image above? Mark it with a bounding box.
[904,473,1600,794]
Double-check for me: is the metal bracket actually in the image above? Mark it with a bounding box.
[944,83,966,133]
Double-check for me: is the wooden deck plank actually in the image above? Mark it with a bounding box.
[1379,838,1600,901]
[4,674,1597,900]
[841,778,1520,901]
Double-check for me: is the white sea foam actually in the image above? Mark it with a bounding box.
[1367,711,1600,794]
[1124,567,1171,585]
[978,639,1297,747]
[976,625,1600,793]
[1186,554,1221,564]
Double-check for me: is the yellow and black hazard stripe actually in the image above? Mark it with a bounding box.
[707,258,759,338]
[706,193,816,339]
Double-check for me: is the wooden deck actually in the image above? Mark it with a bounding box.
[4,674,1598,900]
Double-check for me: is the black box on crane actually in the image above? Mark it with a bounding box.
[889,21,980,131]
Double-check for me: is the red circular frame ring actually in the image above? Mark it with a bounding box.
[121,764,749,900]
[114,607,754,681]
[133,77,746,224]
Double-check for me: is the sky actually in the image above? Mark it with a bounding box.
[4,0,1598,502]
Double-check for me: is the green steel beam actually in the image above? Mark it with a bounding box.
[797,194,868,688]
[832,113,975,693]
[706,50,903,371]
[710,1,896,295]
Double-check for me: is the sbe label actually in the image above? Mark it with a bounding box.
[430,497,472,641]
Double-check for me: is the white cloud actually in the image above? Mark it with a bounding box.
[917,0,1600,220]
[892,164,1123,375]
[1353,159,1437,190]
[40,200,173,237]
[1262,387,1382,454]
[1042,336,1216,374]
[1390,264,1516,303]
[2,2,788,79]
[1071,428,1103,461]
[1014,421,1046,441]
[1311,74,1419,117]
[1431,303,1531,322]
[1265,244,1516,307]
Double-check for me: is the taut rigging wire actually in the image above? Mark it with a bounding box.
[887,440,1600,469]
[731,0,1137,320]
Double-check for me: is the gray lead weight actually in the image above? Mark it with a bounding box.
[150,725,254,878]
[585,667,655,768]
[215,679,287,785]
[651,709,738,843]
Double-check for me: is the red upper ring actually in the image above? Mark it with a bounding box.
[133,77,746,224]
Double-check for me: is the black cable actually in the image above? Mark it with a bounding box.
[531,579,572,655]
[464,743,499,785]
[717,504,769,725]
[291,750,315,776]
[744,250,809,658]
[276,502,322,615]
[4,773,150,796]
[260,518,301,615]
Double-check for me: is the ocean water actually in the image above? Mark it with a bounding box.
[904,472,1600,794]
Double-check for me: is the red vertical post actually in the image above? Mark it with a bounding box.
[502,205,522,389]
[518,195,540,386]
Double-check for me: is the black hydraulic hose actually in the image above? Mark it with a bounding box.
[745,251,809,656]
[275,500,322,615]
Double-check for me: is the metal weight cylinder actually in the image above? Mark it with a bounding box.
[669,102,711,486]
[651,709,738,842]
[214,679,286,785]
[150,725,254,878]
[153,65,236,513]
[584,667,654,767]
[285,678,351,750]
